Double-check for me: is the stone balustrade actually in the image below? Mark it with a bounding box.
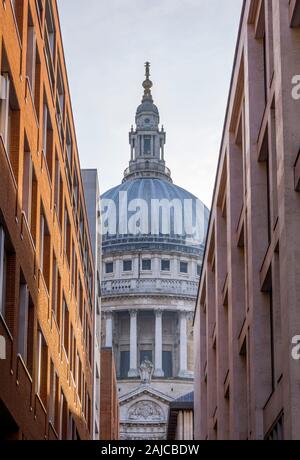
[101,278,198,298]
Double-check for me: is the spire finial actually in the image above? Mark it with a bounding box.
[145,61,150,80]
[142,61,153,102]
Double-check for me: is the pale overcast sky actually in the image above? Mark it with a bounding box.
[57,0,243,208]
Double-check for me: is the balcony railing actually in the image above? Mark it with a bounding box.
[101,278,198,298]
[123,161,172,181]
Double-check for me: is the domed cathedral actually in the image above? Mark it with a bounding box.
[101,63,209,440]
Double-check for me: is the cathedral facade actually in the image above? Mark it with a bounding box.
[101,64,209,440]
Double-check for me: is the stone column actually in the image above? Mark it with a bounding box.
[128,310,138,377]
[160,134,165,161]
[154,310,164,377]
[179,311,189,378]
[105,312,113,348]
[130,141,134,161]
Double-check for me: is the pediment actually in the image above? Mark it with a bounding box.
[119,385,174,406]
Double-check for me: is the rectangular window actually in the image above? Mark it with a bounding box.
[88,265,93,302]
[37,328,48,408]
[142,259,151,271]
[69,414,78,440]
[71,243,77,292]
[36,0,44,27]
[0,73,10,150]
[39,212,45,272]
[56,60,65,143]
[144,136,151,155]
[73,167,79,214]
[44,0,55,88]
[161,259,170,272]
[49,360,59,433]
[70,412,77,441]
[105,262,113,274]
[0,227,7,318]
[82,307,86,343]
[54,152,62,226]
[197,264,201,276]
[23,140,38,244]
[40,210,51,291]
[34,48,41,118]
[88,327,92,366]
[52,253,58,317]
[120,351,130,379]
[65,119,73,190]
[18,279,30,361]
[64,207,71,266]
[0,228,15,332]
[22,137,33,225]
[76,353,82,403]
[60,390,68,440]
[11,0,24,38]
[86,394,91,433]
[70,325,76,379]
[123,260,132,272]
[55,272,61,329]
[26,7,37,95]
[0,59,20,180]
[84,244,88,275]
[30,169,38,244]
[78,279,83,323]
[162,351,173,378]
[62,297,69,358]
[82,378,86,416]
[180,262,188,274]
[42,99,53,179]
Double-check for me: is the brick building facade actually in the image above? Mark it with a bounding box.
[194,0,300,441]
[100,348,120,441]
[0,0,96,440]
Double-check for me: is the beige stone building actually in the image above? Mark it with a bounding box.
[194,0,300,441]
[101,64,209,440]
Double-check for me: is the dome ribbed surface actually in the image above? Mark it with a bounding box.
[101,178,209,254]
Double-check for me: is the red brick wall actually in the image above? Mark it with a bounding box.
[100,348,120,440]
[0,0,95,440]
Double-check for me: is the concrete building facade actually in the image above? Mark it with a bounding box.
[194,0,300,441]
[0,0,96,440]
[81,169,102,440]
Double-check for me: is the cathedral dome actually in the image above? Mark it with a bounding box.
[101,64,208,441]
[101,62,209,257]
[101,178,209,256]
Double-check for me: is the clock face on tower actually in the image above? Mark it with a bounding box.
[144,118,151,124]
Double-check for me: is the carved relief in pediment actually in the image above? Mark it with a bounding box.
[128,400,164,422]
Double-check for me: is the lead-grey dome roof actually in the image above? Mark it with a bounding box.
[136,101,159,116]
[101,178,209,256]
